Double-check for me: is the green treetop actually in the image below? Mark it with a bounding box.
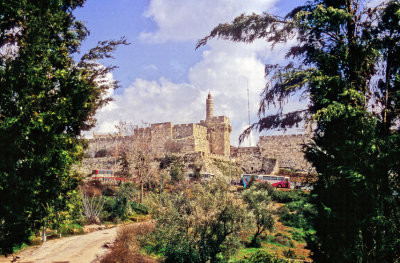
[0,0,127,253]
[198,0,400,262]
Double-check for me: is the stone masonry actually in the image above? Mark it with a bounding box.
[86,94,313,174]
[259,134,313,172]
[87,93,232,159]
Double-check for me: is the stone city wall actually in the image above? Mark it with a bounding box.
[192,124,210,154]
[87,136,129,158]
[231,146,279,175]
[259,134,312,172]
[173,123,196,139]
[175,137,196,153]
[149,122,173,155]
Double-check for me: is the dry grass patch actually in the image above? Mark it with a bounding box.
[99,222,156,263]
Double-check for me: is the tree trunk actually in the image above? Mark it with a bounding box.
[250,231,261,247]
[41,224,46,243]
[140,174,144,203]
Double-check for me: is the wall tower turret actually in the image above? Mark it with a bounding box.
[206,92,214,120]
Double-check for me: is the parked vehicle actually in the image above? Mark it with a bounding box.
[241,174,291,188]
[91,169,127,184]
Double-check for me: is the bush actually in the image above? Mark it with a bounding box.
[95,148,110,157]
[102,186,115,196]
[271,233,294,247]
[278,201,316,231]
[58,223,84,236]
[249,182,306,203]
[246,237,261,248]
[99,222,156,263]
[271,190,305,203]
[287,229,306,242]
[243,250,287,263]
[101,197,122,222]
[145,181,248,263]
[163,239,201,263]
[131,202,149,215]
[101,196,149,222]
[282,249,296,259]
[81,180,104,197]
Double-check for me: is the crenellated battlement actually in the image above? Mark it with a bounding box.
[86,93,314,174]
[88,94,232,158]
[87,93,312,172]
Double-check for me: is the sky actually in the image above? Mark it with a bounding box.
[73,0,308,146]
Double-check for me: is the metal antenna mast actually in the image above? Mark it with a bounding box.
[247,80,251,147]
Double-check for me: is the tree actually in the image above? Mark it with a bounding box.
[159,154,186,183]
[150,177,249,263]
[198,1,400,262]
[242,184,274,247]
[117,148,131,179]
[0,0,127,253]
[115,121,154,203]
[134,149,151,203]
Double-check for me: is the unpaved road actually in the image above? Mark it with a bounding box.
[0,227,118,263]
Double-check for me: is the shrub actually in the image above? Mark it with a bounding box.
[131,202,149,215]
[163,239,201,263]
[271,233,294,247]
[145,181,249,263]
[243,250,287,263]
[95,148,110,157]
[99,222,156,263]
[242,185,275,247]
[246,237,261,248]
[101,195,149,222]
[282,249,296,259]
[101,197,125,222]
[58,223,84,236]
[249,182,305,203]
[102,186,115,196]
[287,229,306,242]
[278,201,316,231]
[81,180,104,197]
[271,190,305,203]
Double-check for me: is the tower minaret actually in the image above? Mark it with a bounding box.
[206,92,214,120]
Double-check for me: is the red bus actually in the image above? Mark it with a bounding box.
[91,169,127,184]
[241,174,291,188]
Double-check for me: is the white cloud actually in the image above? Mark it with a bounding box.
[143,64,158,71]
[140,0,278,43]
[366,0,384,7]
[89,0,307,146]
[88,77,205,137]
[90,40,305,145]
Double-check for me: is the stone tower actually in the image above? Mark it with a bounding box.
[200,93,232,157]
[206,92,214,120]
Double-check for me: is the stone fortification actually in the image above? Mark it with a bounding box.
[200,115,231,157]
[87,134,130,158]
[86,93,314,175]
[231,133,313,173]
[88,93,232,159]
[231,146,279,174]
[258,134,312,172]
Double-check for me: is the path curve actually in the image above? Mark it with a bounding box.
[1,227,118,263]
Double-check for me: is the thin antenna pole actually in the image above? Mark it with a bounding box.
[247,80,251,147]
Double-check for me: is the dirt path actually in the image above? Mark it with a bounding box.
[0,227,118,263]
